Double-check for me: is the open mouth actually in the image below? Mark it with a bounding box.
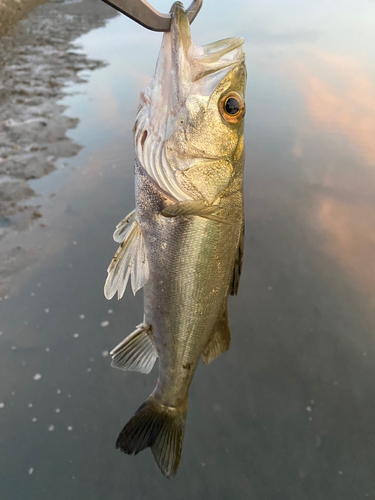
[170,2,244,89]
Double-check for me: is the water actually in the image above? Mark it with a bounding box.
[1,0,375,498]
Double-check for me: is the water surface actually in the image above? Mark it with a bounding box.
[1,1,375,499]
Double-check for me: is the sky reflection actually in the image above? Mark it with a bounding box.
[2,1,375,497]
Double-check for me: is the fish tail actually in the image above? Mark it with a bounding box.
[116,395,187,478]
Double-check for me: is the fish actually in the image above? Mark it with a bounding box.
[104,1,246,478]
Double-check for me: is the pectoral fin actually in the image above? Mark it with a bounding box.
[203,306,231,365]
[161,200,229,224]
[229,223,244,295]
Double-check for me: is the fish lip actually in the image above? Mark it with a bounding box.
[170,2,244,68]
[170,7,245,90]
[170,2,192,53]
[198,37,245,60]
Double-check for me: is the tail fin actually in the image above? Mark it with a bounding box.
[116,396,187,478]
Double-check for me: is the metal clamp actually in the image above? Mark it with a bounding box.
[101,0,203,32]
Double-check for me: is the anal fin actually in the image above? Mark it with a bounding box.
[161,200,230,224]
[110,323,158,374]
[203,305,231,365]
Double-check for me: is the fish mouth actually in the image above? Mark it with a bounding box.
[170,2,244,92]
[144,2,245,127]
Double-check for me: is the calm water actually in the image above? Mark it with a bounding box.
[1,0,375,498]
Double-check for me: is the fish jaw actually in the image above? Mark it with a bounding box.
[134,1,246,203]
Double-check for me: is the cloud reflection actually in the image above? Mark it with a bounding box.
[294,50,375,306]
[317,197,375,304]
[294,50,375,167]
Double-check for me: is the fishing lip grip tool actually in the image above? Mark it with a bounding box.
[101,0,203,31]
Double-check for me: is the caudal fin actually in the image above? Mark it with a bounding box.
[116,396,187,478]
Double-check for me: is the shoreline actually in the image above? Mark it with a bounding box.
[0,0,117,296]
[0,0,49,38]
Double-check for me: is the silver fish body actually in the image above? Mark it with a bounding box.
[104,1,246,477]
[137,157,243,404]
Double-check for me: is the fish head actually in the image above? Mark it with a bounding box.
[135,1,246,202]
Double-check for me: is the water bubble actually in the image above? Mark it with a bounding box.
[33,374,42,381]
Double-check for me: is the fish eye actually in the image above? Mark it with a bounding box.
[219,92,245,124]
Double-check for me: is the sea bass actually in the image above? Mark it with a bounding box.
[104,1,246,477]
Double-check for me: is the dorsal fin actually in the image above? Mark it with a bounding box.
[229,223,244,295]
